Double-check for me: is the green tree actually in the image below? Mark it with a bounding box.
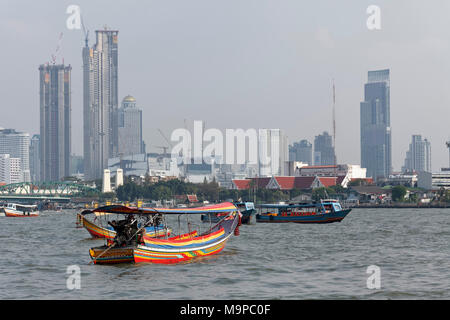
[392,185,407,202]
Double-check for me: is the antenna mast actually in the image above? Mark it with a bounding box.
[332,79,337,180]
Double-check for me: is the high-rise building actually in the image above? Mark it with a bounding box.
[118,95,144,157]
[289,140,312,165]
[314,131,335,166]
[39,64,72,181]
[29,134,41,182]
[360,69,392,180]
[83,28,119,180]
[402,135,431,173]
[0,154,22,184]
[0,128,30,182]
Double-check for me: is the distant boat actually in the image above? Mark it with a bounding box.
[2,203,39,217]
[201,202,256,224]
[255,199,351,224]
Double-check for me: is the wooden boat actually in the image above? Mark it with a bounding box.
[3,203,39,217]
[77,210,171,240]
[201,202,256,225]
[89,202,241,265]
[256,199,351,224]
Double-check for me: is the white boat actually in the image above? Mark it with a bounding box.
[3,203,39,217]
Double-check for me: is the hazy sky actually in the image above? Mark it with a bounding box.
[1,0,449,171]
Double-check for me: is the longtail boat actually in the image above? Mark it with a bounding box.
[256,199,351,224]
[89,202,241,265]
[201,202,256,225]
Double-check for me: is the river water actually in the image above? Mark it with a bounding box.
[1,208,449,299]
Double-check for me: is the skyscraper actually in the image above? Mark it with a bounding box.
[83,28,119,180]
[314,131,335,166]
[289,140,312,165]
[360,69,392,180]
[0,128,31,182]
[39,64,72,181]
[402,135,431,173]
[118,95,144,157]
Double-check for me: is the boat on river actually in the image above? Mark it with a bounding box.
[89,202,241,265]
[201,202,256,224]
[255,199,351,224]
[2,203,39,217]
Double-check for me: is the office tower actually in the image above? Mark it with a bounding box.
[0,154,22,184]
[402,135,431,173]
[118,95,144,157]
[83,28,119,180]
[360,69,392,180]
[314,131,336,166]
[258,129,289,176]
[39,64,72,181]
[70,154,84,175]
[289,140,313,165]
[0,128,30,182]
[29,134,41,182]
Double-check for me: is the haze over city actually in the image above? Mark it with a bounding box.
[1,0,449,171]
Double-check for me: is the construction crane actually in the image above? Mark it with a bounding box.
[157,129,173,153]
[50,32,64,65]
[80,14,89,47]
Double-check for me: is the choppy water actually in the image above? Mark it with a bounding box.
[1,208,449,299]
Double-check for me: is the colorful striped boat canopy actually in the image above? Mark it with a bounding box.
[92,202,237,215]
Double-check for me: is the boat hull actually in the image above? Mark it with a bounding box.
[4,208,39,217]
[135,213,239,264]
[256,209,352,224]
[89,246,135,265]
[133,236,230,264]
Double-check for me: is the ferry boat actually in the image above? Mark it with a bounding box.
[3,203,39,217]
[201,202,256,224]
[255,199,351,224]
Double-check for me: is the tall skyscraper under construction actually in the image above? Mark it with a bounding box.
[83,28,119,180]
[360,69,392,180]
[39,64,72,181]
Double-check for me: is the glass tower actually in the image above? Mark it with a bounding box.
[83,28,119,180]
[360,69,392,180]
[39,64,72,182]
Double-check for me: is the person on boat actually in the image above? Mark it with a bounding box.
[108,218,131,246]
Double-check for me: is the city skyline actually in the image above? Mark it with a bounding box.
[1,1,450,172]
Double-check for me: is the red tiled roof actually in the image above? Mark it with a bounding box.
[273,176,295,190]
[317,177,338,187]
[232,179,251,190]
